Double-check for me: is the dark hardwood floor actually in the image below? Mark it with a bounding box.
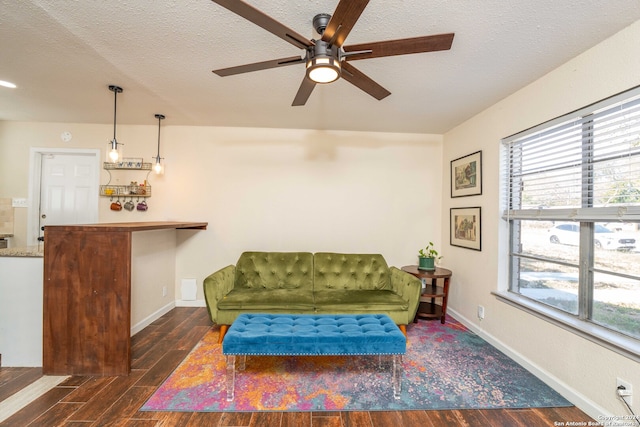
[0,307,595,426]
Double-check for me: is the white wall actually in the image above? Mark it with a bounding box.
[165,127,443,299]
[0,257,43,366]
[443,19,640,418]
[0,122,443,302]
[131,229,177,333]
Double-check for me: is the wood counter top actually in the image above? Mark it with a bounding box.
[44,221,207,232]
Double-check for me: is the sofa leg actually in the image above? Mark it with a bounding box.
[399,324,407,337]
[218,324,229,344]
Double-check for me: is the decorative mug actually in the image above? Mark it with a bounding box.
[136,201,148,211]
[110,201,122,211]
[124,200,135,211]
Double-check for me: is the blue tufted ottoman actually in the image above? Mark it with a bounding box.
[222,313,406,401]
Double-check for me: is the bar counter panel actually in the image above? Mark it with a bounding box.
[43,221,207,376]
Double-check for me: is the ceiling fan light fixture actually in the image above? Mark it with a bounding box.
[306,56,341,84]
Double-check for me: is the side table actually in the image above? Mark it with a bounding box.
[401,265,452,324]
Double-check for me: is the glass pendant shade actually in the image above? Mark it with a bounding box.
[153,159,163,174]
[108,139,122,163]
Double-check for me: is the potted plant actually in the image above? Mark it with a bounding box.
[418,242,441,271]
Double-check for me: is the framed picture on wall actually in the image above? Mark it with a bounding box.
[450,207,481,251]
[451,151,482,197]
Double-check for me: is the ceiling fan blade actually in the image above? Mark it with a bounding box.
[344,33,455,61]
[340,62,390,101]
[321,0,369,48]
[213,56,305,77]
[211,0,313,49]
[292,77,316,106]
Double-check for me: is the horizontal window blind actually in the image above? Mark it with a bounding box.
[504,87,640,221]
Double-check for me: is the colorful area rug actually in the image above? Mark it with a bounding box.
[141,316,571,412]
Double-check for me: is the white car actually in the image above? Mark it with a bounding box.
[548,223,636,250]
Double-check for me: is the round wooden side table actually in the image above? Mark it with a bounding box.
[401,265,452,324]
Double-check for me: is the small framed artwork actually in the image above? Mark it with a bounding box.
[450,207,481,251]
[451,151,482,198]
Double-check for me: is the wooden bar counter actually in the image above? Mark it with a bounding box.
[43,221,207,376]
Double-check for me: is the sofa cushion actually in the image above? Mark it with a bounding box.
[313,290,408,311]
[313,253,391,291]
[235,251,313,290]
[218,288,315,311]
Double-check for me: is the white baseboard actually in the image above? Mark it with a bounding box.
[130,300,205,335]
[175,299,207,307]
[447,308,611,421]
[131,301,176,335]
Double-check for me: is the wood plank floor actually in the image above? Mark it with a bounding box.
[0,307,595,426]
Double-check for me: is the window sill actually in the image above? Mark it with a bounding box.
[493,291,640,363]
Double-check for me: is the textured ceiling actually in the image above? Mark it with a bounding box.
[1,0,640,134]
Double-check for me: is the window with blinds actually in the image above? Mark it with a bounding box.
[501,85,640,350]
[504,88,640,221]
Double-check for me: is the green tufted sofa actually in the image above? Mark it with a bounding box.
[203,251,422,341]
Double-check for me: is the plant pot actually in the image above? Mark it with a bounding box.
[418,256,435,271]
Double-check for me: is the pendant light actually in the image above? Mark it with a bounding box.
[107,85,124,163]
[152,114,165,174]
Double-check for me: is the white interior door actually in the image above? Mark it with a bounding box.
[34,151,99,242]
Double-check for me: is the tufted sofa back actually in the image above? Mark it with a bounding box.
[313,253,390,291]
[235,251,314,290]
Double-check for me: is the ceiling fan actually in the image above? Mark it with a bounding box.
[210,0,455,106]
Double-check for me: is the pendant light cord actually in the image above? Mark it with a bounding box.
[156,116,161,158]
[154,114,165,161]
[108,85,123,144]
[113,89,117,141]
